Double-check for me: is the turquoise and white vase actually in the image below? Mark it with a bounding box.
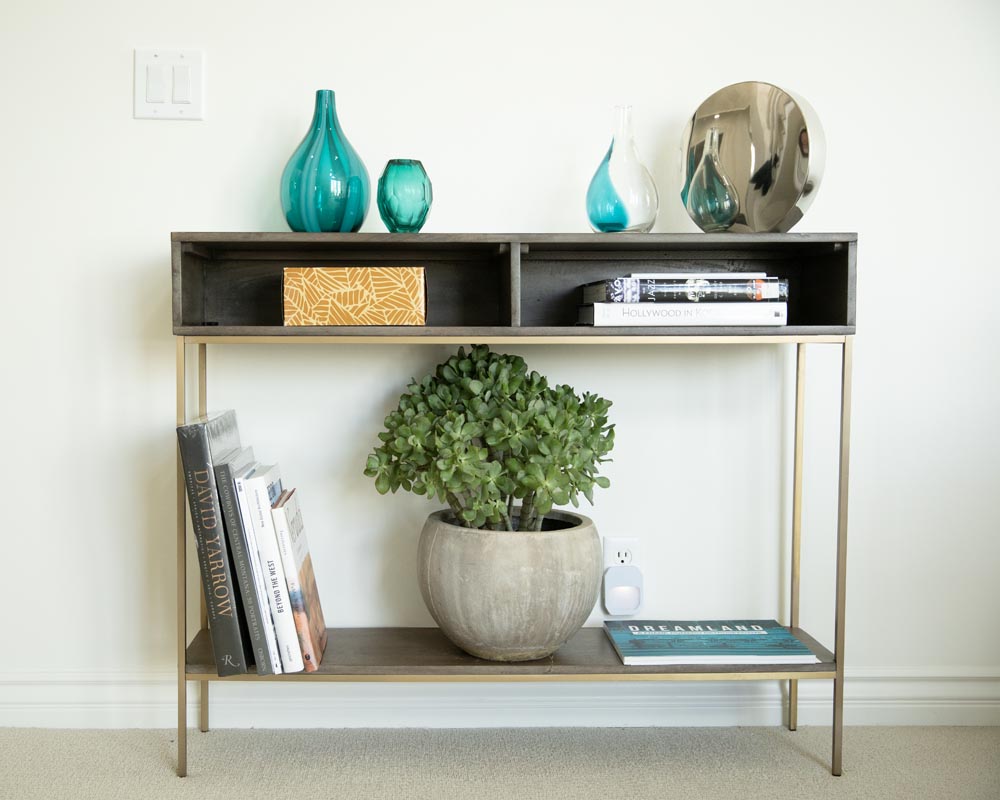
[280,89,370,233]
[586,106,658,233]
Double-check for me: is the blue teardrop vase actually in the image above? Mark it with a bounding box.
[280,90,370,232]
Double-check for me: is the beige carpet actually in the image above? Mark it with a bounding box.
[1,727,998,800]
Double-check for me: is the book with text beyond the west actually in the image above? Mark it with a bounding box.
[582,277,788,305]
[176,410,250,677]
[271,489,328,672]
[244,463,304,673]
[580,302,787,327]
[234,462,283,674]
[215,447,279,676]
[603,620,820,665]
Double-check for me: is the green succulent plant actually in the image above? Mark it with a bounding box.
[364,345,615,531]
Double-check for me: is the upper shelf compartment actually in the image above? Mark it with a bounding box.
[172,232,856,338]
[173,233,513,332]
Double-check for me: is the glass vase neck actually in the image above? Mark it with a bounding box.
[705,126,722,156]
[614,105,635,146]
[312,90,337,128]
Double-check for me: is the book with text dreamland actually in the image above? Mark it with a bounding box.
[603,620,819,665]
[216,449,281,676]
[582,277,788,305]
[176,410,251,677]
[243,463,304,673]
[580,302,787,327]
[272,489,328,672]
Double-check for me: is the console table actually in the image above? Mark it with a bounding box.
[173,232,855,776]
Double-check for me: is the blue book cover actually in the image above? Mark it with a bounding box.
[603,620,819,665]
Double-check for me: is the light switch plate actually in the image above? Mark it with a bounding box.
[134,49,203,120]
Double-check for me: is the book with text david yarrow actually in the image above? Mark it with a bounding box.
[580,302,787,327]
[603,620,819,665]
[176,410,251,677]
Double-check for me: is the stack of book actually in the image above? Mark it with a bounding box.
[578,273,789,327]
[603,619,819,665]
[177,410,328,676]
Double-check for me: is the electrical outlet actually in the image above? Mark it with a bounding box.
[603,537,639,568]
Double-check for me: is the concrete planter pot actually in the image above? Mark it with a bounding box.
[417,509,603,662]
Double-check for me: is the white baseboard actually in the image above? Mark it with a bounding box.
[1,668,998,728]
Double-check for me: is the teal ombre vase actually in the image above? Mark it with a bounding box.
[685,126,740,232]
[377,159,433,233]
[586,105,658,233]
[280,90,370,232]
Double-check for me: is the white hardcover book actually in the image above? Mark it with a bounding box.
[234,463,282,675]
[272,488,328,672]
[243,463,304,673]
[581,301,787,327]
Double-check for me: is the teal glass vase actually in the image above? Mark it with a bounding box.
[280,90,370,233]
[685,126,740,232]
[586,105,658,233]
[377,159,433,233]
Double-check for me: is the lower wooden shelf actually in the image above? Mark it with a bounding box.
[185,626,836,682]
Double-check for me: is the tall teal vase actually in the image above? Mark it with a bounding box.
[280,90,370,233]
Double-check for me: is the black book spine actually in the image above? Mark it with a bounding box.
[177,427,248,677]
[215,461,276,676]
[584,277,788,304]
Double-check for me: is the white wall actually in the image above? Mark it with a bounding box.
[2,0,999,728]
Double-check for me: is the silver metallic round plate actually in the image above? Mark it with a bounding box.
[681,81,825,233]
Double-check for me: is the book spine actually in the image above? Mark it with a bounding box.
[584,278,787,304]
[627,272,768,280]
[272,503,320,673]
[247,480,304,673]
[176,429,247,677]
[215,462,276,676]
[235,473,283,674]
[582,302,787,327]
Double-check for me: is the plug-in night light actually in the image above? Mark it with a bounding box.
[602,564,643,616]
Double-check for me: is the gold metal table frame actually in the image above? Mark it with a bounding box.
[175,334,852,778]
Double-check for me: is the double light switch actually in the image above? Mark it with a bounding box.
[134,49,203,120]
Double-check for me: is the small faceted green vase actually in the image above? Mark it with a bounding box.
[280,89,370,232]
[377,159,433,233]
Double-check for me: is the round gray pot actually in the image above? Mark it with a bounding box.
[417,509,602,662]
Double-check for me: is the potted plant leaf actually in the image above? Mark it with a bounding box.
[364,345,615,661]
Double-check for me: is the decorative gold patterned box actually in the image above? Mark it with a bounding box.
[282,266,426,326]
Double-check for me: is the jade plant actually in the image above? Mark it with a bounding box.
[364,345,614,531]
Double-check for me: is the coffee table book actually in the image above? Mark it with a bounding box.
[580,302,788,327]
[603,620,820,665]
[176,411,251,676]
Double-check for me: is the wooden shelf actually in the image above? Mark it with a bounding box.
[185,626,836,682]
[172,232,856,335]
[175,326,854,341]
